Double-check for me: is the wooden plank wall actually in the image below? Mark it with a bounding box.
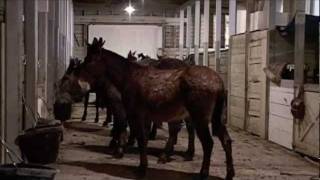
[74,24,87,60]
[228,34,246,129]
[246,30,268,138]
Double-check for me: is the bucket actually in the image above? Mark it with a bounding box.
[0,163,58,180]
[15,120,63,164]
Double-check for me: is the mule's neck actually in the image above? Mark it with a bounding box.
[101,49,135,91]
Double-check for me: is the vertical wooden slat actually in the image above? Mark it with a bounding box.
[203,0,209,66]
[5,0,24,163]
[229,0,236,36]
[194,0,200,65]
[215,0,222,71]
[186,6,192,56]
[0,22,5,164]
[179,9,184,59]
[24,0,38,129]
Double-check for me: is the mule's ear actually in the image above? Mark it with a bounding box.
[128,50,132,56]
[92,38,98,45]
[157,55,161,59]
[132,51,136,56]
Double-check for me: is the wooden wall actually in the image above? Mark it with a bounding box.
[228,34,246,129]
[246,30,268,138]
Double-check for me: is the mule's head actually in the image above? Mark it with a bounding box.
[55,58,84,104]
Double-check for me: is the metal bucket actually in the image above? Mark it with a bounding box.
[0,163,58,180]
[15,120,63,164]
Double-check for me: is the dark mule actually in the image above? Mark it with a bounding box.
[72,38,234,179]
[55,57,127,158]
[128,52,196,162]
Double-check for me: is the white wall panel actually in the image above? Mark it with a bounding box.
[89,25,162,58]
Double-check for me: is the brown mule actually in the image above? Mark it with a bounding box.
[72,38,235,179]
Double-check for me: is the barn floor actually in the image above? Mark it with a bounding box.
[53,103,319,180]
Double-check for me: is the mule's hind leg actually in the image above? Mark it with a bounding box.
[158,121,181,164]
[194,120,213,179]
[94,94,99,123]
[184,118,195,161]
[215,126,235,180]
[81,92,89,121]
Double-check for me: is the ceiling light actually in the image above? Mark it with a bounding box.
[124,5,135,15]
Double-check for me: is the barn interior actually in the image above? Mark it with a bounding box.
[0,0,319,179]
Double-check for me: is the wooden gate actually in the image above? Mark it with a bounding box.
[228,34,246,129]
[246,30,268,138]
[293,90,320,158]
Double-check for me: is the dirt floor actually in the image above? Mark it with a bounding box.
[53,103,319,180]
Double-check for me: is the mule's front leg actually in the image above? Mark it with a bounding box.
[184,118,195,161]
[81,92,89,121]
[158,121,181,164]
[135,120,148,177]
[94,94,99,123]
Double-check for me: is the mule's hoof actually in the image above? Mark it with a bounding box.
[113,151,124,159]
[81,117,86,121]
[127,139,135,147]
[109,139,118,149]
[226,169,235,180]
[157,154,169,164]
[102,121,109,127]
[183,153,194,161]
[149,133,156,140]
[192,174,208,180]
[94,118,99,123]
[134,166,146,178]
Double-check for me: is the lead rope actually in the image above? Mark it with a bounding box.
[22,96,40,128]
[0,139,24,166]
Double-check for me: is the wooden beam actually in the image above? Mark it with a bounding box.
[203,0,209,66]
[186,5,192,55]
[294,0,306,87]
[75,15,185,25]
[179,9,184,59]
[38,11,48,117]
[215,0,222,71]
[24,0,38,129]
[194,0,200,65]
[46,0,57,116]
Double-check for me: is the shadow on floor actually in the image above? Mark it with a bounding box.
[82,144,188,161]
[63,122,110,137]
[62,161,223,180]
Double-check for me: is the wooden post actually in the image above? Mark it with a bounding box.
[186,5,192,56]
[244,0,254,130]
[0,22,5,164]
[215,0,222,71]
[46,0,56,116]
[24,0,38,129]
[227,0,236,125]
[179,9,184,59]
[5,0,24,163]
[194,0,200,65]
[294,1,305,87]
[38,0,49,118]
[203,0,210,66]
[229,0,236,36]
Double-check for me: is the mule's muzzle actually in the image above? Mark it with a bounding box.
[54,102,72,122]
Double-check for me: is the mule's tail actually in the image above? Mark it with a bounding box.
[211,90,227,136]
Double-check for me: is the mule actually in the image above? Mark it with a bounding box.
[128,51,196,162]
[55,57,127,157]
[71,38,235,179]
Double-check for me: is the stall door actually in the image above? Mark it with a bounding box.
[228,34,246,129]
[293,91,320,158]
[246,30,268,138]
